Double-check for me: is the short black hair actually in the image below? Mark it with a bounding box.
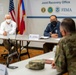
[61,18,76,33]
[50,15,57,19]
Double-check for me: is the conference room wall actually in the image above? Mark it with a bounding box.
[0,0,8,43]
[0,0,8,24]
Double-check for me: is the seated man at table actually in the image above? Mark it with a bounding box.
[0,14,17,52]
[43,15,62,53]
[46,18,76,75]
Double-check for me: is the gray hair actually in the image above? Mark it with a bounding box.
[61,18,76,33]
[5,14,11,19]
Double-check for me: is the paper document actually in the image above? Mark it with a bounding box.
[29,34,39,40]
[44,58,54,64]
[55,38,61,41]
[40,36,49,39]
[0,64,8,75]
[47,58,54,60]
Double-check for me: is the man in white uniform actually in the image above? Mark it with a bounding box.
[0,14,16,35]
[0,14,17,51]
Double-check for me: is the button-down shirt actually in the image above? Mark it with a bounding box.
[44,21,62,37]
[0,20,17,35]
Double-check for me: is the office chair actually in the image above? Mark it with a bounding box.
[1,28,30,63]
[1,39,20,63]
[1,28,20,64]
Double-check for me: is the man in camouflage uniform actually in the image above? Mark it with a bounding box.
[52,18,76,75]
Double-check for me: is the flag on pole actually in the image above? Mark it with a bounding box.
[9,0,16,22]
[17,0,25,34]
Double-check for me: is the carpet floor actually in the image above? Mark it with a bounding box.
[0,46,44,64]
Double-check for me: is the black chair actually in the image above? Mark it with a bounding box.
[1,28,19,59]
[1,28,30,64]
[1,28,20,66]
[1,39,20,65]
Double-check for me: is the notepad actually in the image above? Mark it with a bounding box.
[40,36,49,39]
[55,38,61,41]
[0,64,8,75]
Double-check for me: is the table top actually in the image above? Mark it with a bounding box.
[16,35,60,44]
[0,34,60,44]
[8,52,58,75]
[0,34,16,40]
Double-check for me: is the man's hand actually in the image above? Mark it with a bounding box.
[45,59,54,64]
[51,60,56,69]
[51,33,58,38]
[3,31,7,36]
[45,59,56,69]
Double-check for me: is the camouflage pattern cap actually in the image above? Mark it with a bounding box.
[26,59,45,70]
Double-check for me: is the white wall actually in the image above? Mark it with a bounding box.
[0,0,9,23]
[0,0,9,43]
[0,0,17,23]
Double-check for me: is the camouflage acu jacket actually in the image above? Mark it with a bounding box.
[55,33,76,75]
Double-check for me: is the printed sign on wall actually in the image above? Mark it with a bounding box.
[26,0,76,17]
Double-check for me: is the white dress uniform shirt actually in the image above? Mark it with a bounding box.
[0,20,17,35]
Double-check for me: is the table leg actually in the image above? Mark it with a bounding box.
[20,41,30,58]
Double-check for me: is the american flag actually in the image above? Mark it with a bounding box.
[9,0,16,22]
